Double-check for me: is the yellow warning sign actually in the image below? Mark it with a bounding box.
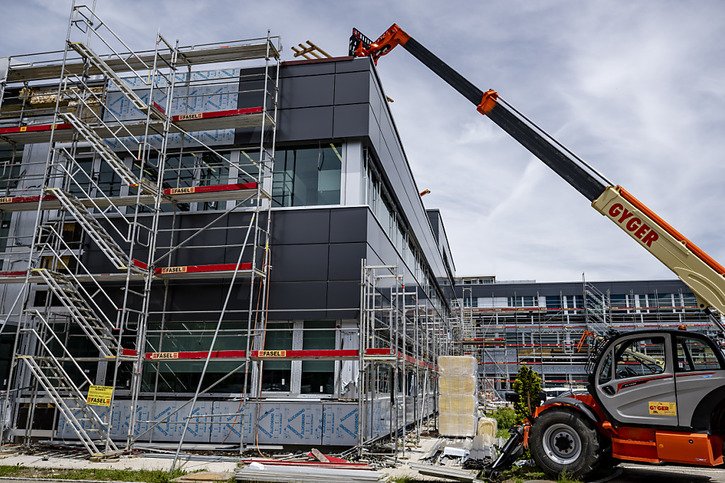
[648,401,677,416]
[257,350,287,358]
[86,385,114,407]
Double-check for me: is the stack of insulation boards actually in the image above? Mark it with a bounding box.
[438,355,478,437]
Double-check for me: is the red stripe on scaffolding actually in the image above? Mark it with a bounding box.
[0,107,264,139]
[141,347,436,368]
[145,350,246,361]
[154,262,253,275]
[0,123,72,135]
[0,195,57,205]
[0,271,27,277]
[170,106,263,122]
[163,182,258,196]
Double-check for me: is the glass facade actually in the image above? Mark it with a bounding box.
[273,144,342,207]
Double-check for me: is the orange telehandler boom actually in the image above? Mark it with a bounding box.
[349,24,725,327]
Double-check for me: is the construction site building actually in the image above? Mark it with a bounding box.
[0,6,455,454]
[455,277,716,396]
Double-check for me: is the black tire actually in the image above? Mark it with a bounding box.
[529,408,605,480]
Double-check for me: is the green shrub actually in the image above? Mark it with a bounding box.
[488,406,517,430]
[512,365,543,423]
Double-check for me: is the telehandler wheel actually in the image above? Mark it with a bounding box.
[529,408,604,480]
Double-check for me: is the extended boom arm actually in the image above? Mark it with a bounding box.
[350,25,725,322]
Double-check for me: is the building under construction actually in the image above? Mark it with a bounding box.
[455,276,717,397]
[0,5,456,454]
[0,4,720,460]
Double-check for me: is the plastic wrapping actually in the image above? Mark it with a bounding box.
[438,355,478,437]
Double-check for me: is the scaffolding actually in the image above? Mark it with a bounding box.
[356,261,445,461]
[458,280,719,392]
[0,3,279,456]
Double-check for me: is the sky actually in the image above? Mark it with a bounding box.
[1,1,723,283]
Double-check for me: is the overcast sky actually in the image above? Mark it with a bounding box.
[2,1,723,283]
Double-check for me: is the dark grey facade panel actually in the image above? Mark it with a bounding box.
[334,57,371,74]
[427,210,441,243]
[333,71,370,105]
[280,60,336,78]
[276,106,335,142]
[267,281,327,320]
[280,74,335,109]
[271,244,329,282]
[271,209,330,245]
[326,280,361,312]
[332,104,369,138]
[329,208,367,243]
[328,243,366,281]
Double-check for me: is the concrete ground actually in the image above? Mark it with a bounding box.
[0,450,237,474]
[0,446,722,482]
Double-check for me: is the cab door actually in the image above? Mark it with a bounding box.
[594,333,678,426]
[673,333,725,428]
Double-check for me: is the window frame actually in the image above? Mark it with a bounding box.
[674,334,725,373]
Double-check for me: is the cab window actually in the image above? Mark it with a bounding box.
[614,337,666,379]
[598,350,613,385]
[676,336,723,372]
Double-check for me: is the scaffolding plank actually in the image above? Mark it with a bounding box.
[0,107,266,144]
[6,42,279,83]
[0,182,264,212]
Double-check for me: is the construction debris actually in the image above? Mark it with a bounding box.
[234,462,383,482]
[408,461,484,482]
[236,449,381,481]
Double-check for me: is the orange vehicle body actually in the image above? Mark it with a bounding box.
[530,395,724,467]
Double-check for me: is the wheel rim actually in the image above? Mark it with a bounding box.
[542,423,582,465]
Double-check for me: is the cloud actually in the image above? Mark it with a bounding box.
[1,0,722,283]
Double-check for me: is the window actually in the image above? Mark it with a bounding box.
[142,320,248,393]
[272,144,342,207]
[676,336,723,372]
[682,293,697,307]
[546,295,562,309]
[261,322,293,392]
[0,214,10,268]
[598,350,613,384]
[614,337,666,379]
[0,147,21,191]
[508,296,536,307]
[97,158,123,197]
[68,157,95,198]
[301,321,336,394]
[610,294,627,308]
[198,151,230,210]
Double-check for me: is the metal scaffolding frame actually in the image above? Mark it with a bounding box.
[356,261,446,461]
[0,2,280,456]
